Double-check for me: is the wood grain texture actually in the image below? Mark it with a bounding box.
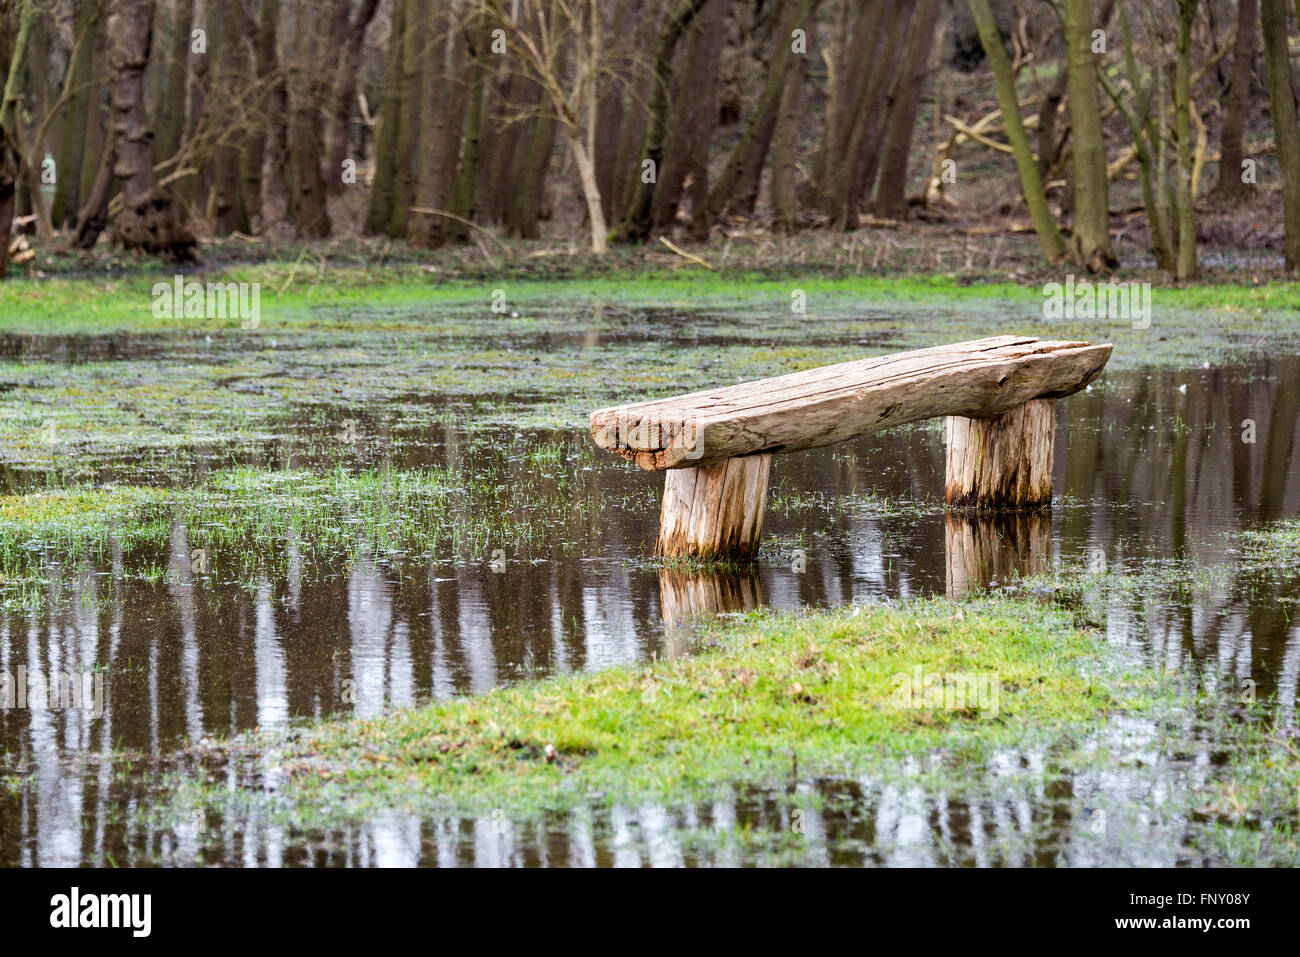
[656,453,771,559]
[945,397,1056,508]
[591,335,1110,470]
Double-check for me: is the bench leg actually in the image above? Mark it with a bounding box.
[656,453,772,560]
[945,398,1055,509]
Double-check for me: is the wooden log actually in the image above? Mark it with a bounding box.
[656,453,771,560]
[945,398,1055,509]
[944,511,1052,597]
[591,336,1110,470]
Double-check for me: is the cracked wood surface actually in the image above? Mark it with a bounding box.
[656,453,771,559]
[590,335,1112,470]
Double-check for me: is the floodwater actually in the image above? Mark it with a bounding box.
[1,313,1298,866]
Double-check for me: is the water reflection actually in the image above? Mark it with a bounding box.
[1,357,1299,865]
[658,567,765,628]
[107,708,1290,867]
[944,512,1052,598]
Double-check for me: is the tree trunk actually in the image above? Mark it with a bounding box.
[1037,64,1068,180]
[1261,0,1300,270]
[968,0,1065,262]
[1111,3,1174,270]
[731,0,812,220]
[288,0,330,237]
[874,0,942,219]
[568,129,608,254]
[17,12,54,243]
[241,0,278,226]
[697,0,818,235]
[615,0,712,242]
[812,0,853,194]
[1064,0,1114,270]
[609,1,657,227]
[0,0,36,278]
[682,0,728,238]
[154,0,190,168]
[819,0,914,228]
[389,0,425,239]
[208,0,250,235]
[652,0,730,233]
[73,138,115,248]
[78,17,110,218]
[180,0,209,212]
[478,70,529,225]
[53,0,103,230]
[364,0,407,235]
[593,0,638,224]
[1173,0,1200,278]
[109,0,196,258]
[1214,0,1258,198]
[771,0,808,232]
[410,0,452,248]
[325,0,381,195]
[504,85,559,239]
[263,0,289,206]
[446,15,489,242]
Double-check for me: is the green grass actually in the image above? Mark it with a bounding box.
[1,265,1296,335]
[1240,519,1300,571]
[163,595,1148,818]
[138,591,1300,866]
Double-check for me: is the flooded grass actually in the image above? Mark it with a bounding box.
[1239,520,1300,571]
[140,594,1300,866]
[1,274,1299,865]
[0,455,644,610]
[151,596,1148,816]
[2,273,1297,482]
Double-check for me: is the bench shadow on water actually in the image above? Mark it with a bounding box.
[1,349,1298,865]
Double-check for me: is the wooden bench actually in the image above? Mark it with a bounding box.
[590,336,1111,560]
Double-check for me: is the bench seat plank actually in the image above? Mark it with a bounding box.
[591,335,1112,470]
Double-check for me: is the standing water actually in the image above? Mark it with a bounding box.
[0,308,1297,865]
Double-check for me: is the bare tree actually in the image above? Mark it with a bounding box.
[288,0,331,236]
[1173,0,1199,278]
[410,0,453,247]
[489,0,612,254]
[52,0,104,229]
[874,0,942,220]
[614,0,711,242]
[968,0,1064,262]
